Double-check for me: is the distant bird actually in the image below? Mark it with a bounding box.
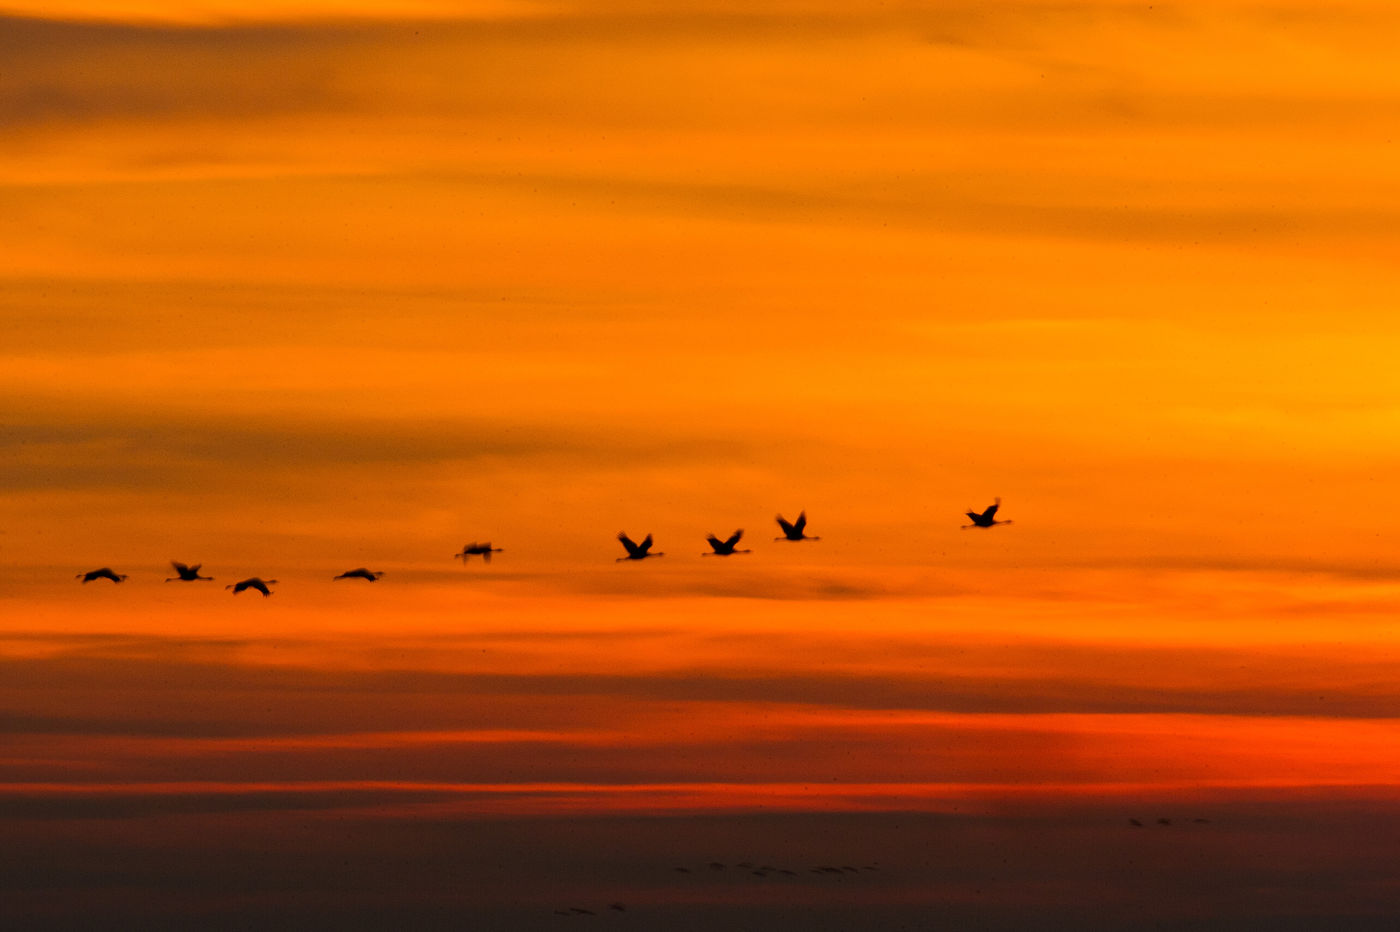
[1156,818,1172,826]
[76,567,126,584]
[775,511,820,541]
[165,561,213,582]
[704,529,751,555]
[617,532,664,561]
[333,568,382,581]
[962,497,1012,529]
[608,903,626,912]
[1128,818,1144,827]
[227,577,276,596]
[454,542,502,563]
[568,908,595,915]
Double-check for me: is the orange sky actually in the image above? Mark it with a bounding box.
[5,3,1400,927]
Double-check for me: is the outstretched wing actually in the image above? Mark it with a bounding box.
[618,532,642,558]
[776,514,796,535]
[794,511,807,534]
[982,502,999,520]
[636,533,654,556]
[723,529,744,549]
[171,560,190,574]
[705,534,724,551]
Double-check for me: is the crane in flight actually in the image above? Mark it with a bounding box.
[333,568,383,581]
[616,532,664,561]
[455,542,503,563]
[775,511,820,541]
[165,561,213,582]
[703,529,751,555]
[77,567,126,584]
[227,577,277,596]
[962,497,1012,529]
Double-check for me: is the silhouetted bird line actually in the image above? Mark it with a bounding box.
[775,511,820,541]
[333,568,383,581]
[165,561,212,582]
[455,542,503,563]
[962,497,1012,529]
[617,532,664,561]
[227,577,276,596]
[77,568,126,583]
[703,529,750,555]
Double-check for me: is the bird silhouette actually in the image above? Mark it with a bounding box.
[775,511,820,541]
[227,577,277,596]
[704,529,751,555]
[454,542,503,563]
[618,532,664,561]
[165,561,213,582]
[77,567,126,584]
[962,497,1012,529]
[333,568,383,581]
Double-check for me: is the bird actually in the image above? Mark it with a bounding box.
[333,568,382,581]
[608,903,626,912]
[454,542,502,563]
[775,511,820,541]
[703,529,751,555]
[165,561,213,582]
[227,577,276,596]
[962,497,1012,529]
[76,567,126,584]
[1128,818,1144,827]
[617,532,663,561]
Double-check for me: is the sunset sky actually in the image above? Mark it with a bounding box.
[6,2,1400,928]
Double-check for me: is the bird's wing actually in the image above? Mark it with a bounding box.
[794,511,807,533]
[706,534,723,550]
[776,515,796,535]
[965,511,981,522]
[983,502,999,519]
[724,529,744,548]
[637,533,654,555]
[171,561,189,573]
[618,532,642,557]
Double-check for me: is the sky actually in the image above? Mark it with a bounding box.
[5,2,1400,928]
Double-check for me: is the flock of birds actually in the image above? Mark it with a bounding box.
[548,859,884,919]
[73,501,1013,596]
